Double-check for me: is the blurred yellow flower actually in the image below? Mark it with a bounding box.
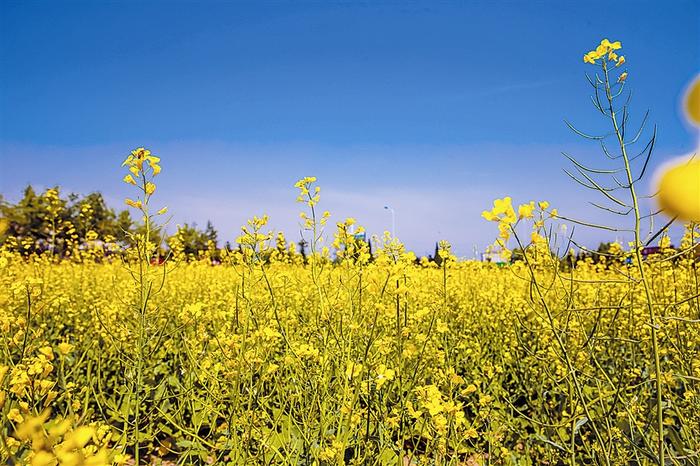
[683,75,700,126]
[657,158,700,222]
[30,451,55,466]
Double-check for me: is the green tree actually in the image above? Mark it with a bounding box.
[171,223,209,257]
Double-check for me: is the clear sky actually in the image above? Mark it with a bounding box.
[1,0,699,256]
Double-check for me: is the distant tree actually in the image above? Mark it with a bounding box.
[433,242,445,266]
[204,220,218,248]
[170,223,209,257]
[563,248,577,271]
[1,185,71,254]
[0,185,140,255]
[115,210,134,244]
[590,242,614,264]
[2,185,45,240]
[510,247,525,263]
[298,239,308,262]
[73,192,118,239]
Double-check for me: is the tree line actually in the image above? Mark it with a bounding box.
[0,185,341,264]
[2,185,653,265]
[0,185,219,258]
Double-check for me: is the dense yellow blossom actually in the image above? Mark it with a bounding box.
[1,40,699,465]
[2,221,698,463]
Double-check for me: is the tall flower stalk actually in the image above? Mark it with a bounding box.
[118,148,168,463]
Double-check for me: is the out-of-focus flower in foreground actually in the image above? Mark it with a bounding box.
[683,74,700,127]
[656,157,700,222]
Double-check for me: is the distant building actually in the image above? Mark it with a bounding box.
[641,246,665,258]
[481,251,506,264]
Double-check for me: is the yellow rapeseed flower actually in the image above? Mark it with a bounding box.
[58,342,74,355]
[8,407,23,423]
[518,201,535,219]
[583,39,622,64]
[38,347,54,361]
[124,199,142,209]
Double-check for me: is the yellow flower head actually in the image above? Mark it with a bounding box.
[518,201,535,219]
[58,342,74,355]
[122,147,161,176]
[600,38,622,51]
[482,197,516,224]
[7,408,23,423]
[124,198,143,209]
[583,39,622,65]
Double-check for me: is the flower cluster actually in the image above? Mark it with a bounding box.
[8,412,112,466]
[583,38,624,65]
[2,217,699,463]
[583,38,628,83]
[294,176,321,207]
[121,148,167,216]
[482,197,558,261]
[121,147,161,179]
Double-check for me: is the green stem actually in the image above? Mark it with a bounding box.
[602,60,664,466]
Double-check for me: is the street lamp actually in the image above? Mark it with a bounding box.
[384,205,395,238]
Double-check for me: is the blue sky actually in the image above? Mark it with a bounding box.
[1,1,698,256]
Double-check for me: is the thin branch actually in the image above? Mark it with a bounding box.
[562,152,623,174]
[565,120,607,140]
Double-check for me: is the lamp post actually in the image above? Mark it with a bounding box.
[384,205,395,238]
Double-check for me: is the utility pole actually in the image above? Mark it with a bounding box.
[384,205,395,238]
